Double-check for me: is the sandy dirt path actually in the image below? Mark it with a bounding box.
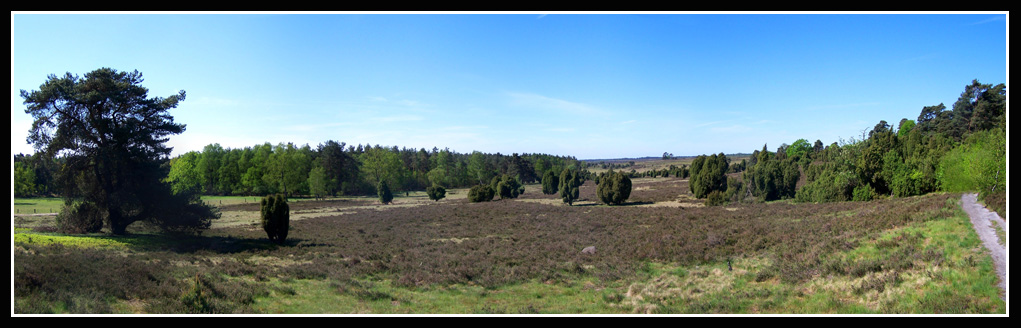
[960,193,1007,300]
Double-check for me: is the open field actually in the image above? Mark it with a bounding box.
[12,177,1006,314]
[585,155,751,175]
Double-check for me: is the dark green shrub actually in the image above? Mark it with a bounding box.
[542,171,559,195]
[260,194,289,244]
[597,171,631,205]
[494,175,523,199]
[377,180,393,205]
[468,184,495,203]
[559,168,584,205]
[689,153,729,199]
[55,201,104,234]
[426,185,446,201]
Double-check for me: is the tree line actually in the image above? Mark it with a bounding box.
[685,79,1006,206]
[162,143,584,199]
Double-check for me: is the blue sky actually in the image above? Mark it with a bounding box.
[10,13,1008,160]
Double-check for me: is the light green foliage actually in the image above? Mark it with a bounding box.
[264,143,312,197]
[937,128,1006,194]
[307,165,333,200]
[361,146,405,194]
[166,151,203,195]
[897,119,916,138]
[786,139,812,160]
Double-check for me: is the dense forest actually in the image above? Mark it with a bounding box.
[14,79,1006,207]
[673,80,1006,207]
[14,142,584,199]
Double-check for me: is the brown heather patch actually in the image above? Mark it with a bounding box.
[202,191,957,290]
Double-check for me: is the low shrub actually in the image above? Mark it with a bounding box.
[468,185,495,203]
[426,185,446,201]
[55,201,104,234]
[260,194,289,244]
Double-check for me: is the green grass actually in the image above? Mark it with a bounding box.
[251,276,624,314]
[14,232,133,250]
[12,197,64,214]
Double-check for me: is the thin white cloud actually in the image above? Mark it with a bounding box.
[694,120,729,128]
[371,115,424,123]
[189,96,241,107]
[506,92,605,115]
[710,125,752,133]
[537,14,548,19]
[280,122,353,132]
[968,16,1005,25]
[806,102,880,111]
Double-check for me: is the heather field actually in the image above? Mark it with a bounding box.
[12,177,1006,314]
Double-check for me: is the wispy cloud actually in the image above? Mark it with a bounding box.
[710,125,752,133]
[190,96,241,107]
[968,16,1005,25]
[281,122,353,132]
[507,92,605,115]
[371,115,424,123]
[537,14,548,19]
[806,102,880,111]
[695,120,729,128]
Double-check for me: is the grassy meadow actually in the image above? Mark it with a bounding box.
[12,176,1006,314]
